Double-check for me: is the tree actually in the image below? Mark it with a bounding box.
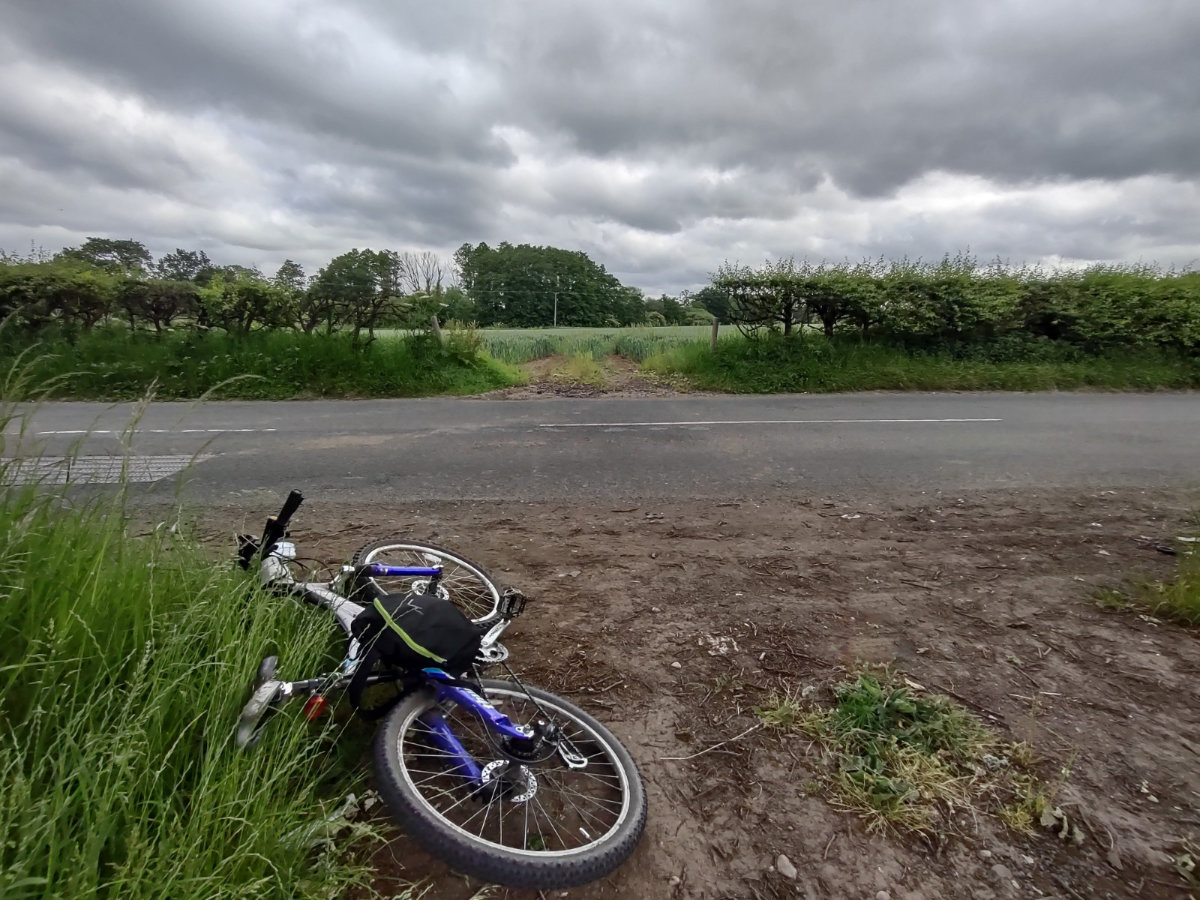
[155,248,215,283]
[660,295,687,325]
[453,242,633,326]
[272,260,328,333]
[439,285,478,323]
[272,259,307,294]
[198,273,290,334]
[692,284,733,323]
[57,238,152,276]
[116,278,198,333]
[0,260,116,332]
[396,251,447,295]
[218,264,264,280]
[714,259,807,336]
[310,249,401,345]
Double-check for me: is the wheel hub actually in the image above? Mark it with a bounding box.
[411,578,451,603]
[481,760,537,803]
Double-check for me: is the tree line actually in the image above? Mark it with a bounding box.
[704,255,1200,354]
[0,238,475,345]
[6,239,1196,356]
[0,238,713,343]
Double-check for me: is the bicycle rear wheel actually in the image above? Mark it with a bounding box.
[350,538,502,624]
[373,679,646,890]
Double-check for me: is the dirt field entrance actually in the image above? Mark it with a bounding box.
[201,484,1200,900]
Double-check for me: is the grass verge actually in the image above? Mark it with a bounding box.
[645,334,1200,392]
[0,436,384,897]
[773,667,1055,836]
[0,327,521,400]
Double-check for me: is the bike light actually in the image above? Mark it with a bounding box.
[303,696,328,720]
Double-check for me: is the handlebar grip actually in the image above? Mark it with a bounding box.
[278,490,304,525]
[260,490,304,561]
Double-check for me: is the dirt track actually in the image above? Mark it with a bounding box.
[220,483,1200,900]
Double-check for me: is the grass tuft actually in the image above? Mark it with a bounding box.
[555,352,606,386]
[799,667,1050,836]
[1100,520,1200,626]
[754,685,805,730]
[1142,543,1200,625]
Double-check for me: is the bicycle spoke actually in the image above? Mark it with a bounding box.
[390,682,640,863]
[535,776,611,835]
[536,776,625,813]
[531,792,570,850]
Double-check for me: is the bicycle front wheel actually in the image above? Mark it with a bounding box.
[350,538,502,624]
[373,679,647,890]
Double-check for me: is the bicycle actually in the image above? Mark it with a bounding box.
[233,490,647,890]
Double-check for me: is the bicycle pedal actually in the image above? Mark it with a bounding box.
[499,588,527,619]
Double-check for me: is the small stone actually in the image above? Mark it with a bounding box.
[651,606,661,613]
[670,661,682,669]
[668,876,681,887]
[978,849,993,860]
[776,854,797,880]
[876,892,892,900]
[1021,855,1035,866]
[990,863,1012,882]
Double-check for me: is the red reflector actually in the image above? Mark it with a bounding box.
[303,696,328,720]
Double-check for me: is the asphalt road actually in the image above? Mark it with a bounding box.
[5,393,1199,502]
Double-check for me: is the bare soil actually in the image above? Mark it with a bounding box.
[203,485,1200,900]
[483,354,704,399]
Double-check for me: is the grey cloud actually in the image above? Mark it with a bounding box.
[0,0,1197,296]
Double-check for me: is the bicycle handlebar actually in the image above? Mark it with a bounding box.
[260,489,304,562]
[278,489,304,525]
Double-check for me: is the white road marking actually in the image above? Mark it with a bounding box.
[33,434,278,441]
[538,417,1004,428]
[3,455,208,485]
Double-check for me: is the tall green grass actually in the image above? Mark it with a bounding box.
[645,334,1200,392]
[0,327,520,400]
[0,426,379,897]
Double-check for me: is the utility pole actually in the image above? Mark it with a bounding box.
[553,274,559,328]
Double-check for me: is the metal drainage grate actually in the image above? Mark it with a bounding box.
[1,455,206,486]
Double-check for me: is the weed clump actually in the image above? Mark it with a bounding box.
[798,668,1050,835]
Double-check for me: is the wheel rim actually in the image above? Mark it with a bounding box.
[360,543,501,623]
[394,687,632,858]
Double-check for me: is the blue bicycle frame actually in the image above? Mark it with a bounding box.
[365,565,442,578]
[355,569,528,786]
[418,668,532,784]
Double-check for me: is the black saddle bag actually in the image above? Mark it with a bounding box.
[348,591,483,717]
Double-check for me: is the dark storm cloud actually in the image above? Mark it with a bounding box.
[0,0,1196,293]
[482,0,1200,194]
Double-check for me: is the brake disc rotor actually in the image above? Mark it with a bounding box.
[481,759,537,803]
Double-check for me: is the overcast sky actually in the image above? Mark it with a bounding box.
[1,0,1197,295]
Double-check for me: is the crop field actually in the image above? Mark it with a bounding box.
[381,325,738,364]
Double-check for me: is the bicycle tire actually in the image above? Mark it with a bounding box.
[350,538,503,624]
[373,679,647,890]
